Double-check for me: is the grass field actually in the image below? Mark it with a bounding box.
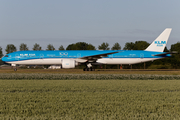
[1,69,180,75]
[0,80,180,119]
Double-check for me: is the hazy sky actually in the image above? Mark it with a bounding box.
[0,0,180,53]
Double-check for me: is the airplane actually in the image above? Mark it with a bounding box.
[1,28,175,71]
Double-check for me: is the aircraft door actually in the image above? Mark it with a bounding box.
[15,54,19,61]
[77,53,81,58]
[39,54,44,64]
[40,54,44,59]
[140,53,144,59]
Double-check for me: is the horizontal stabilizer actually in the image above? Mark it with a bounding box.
[153,51,177,56]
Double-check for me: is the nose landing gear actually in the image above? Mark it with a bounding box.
[14,68,17,71]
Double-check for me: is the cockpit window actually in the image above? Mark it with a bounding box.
[5,55,8,57]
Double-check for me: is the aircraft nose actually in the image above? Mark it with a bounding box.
[1,57,7,64]
[1,56,5,61]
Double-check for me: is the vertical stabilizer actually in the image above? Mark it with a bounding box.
[145,28,172,52]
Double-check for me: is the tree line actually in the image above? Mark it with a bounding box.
[0,41,180,69]
[0,42,122,55]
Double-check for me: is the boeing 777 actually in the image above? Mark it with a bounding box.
[1,28,174,71]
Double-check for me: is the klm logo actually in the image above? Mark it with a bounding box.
[154,41,166,46]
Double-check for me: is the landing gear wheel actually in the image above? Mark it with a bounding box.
[83,68,87,71]
[83,67,95,71]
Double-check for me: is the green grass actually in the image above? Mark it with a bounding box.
[0,80,180,119]
[1,69,180,75]
[1,73,180,80]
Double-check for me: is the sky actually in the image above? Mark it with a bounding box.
[0,0,180,54]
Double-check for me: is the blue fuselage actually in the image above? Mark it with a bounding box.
[2,50,171,65]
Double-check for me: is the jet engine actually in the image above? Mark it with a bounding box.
[61,59,76,68]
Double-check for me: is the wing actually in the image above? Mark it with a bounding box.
[77,51,119,62]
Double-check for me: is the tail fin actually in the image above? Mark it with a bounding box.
[145,28,172,52]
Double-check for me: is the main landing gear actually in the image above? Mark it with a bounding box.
[83,63,95,71]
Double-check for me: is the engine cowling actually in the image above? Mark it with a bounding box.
[62,59,76,68]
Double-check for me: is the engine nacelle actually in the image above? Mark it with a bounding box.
[62,59,76,69]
